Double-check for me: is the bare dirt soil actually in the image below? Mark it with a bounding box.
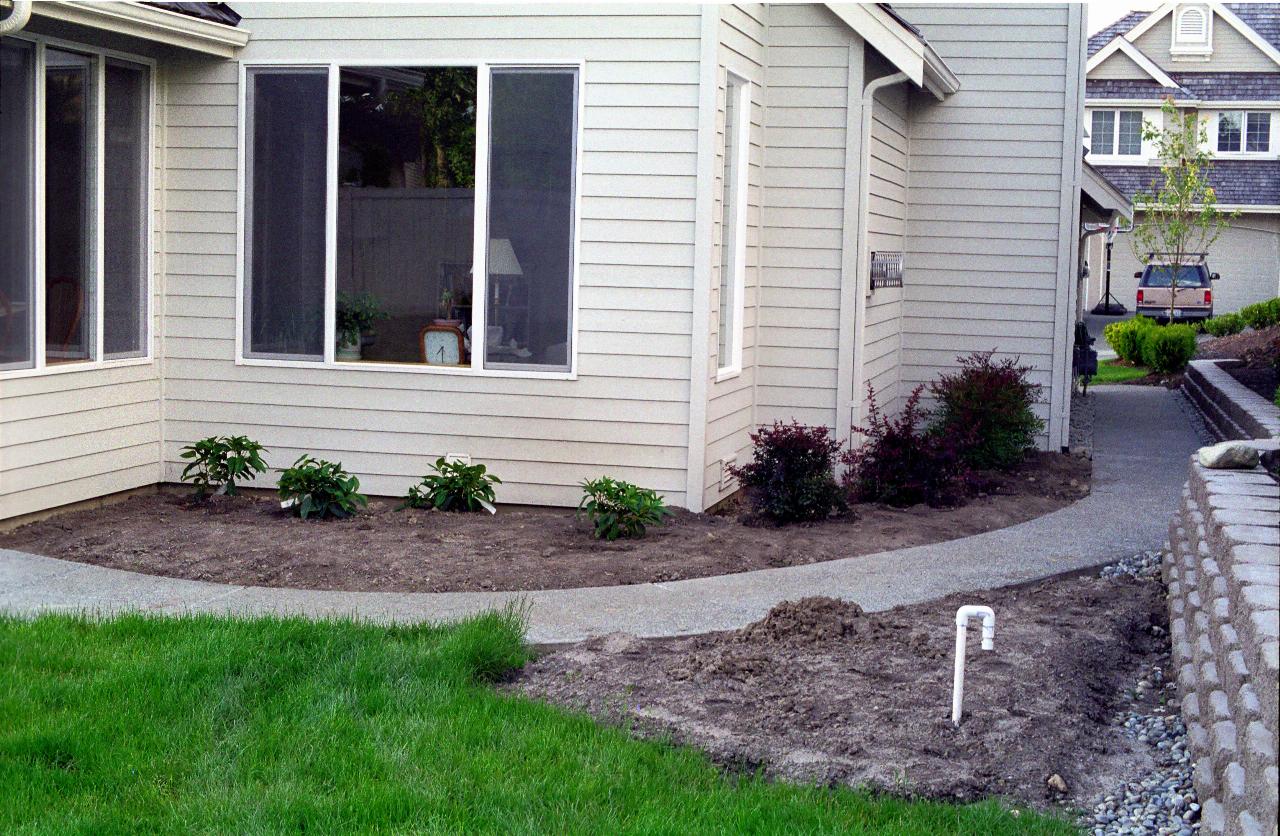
[1199,324,1280,401]
[0,453,1089,593]
[515,572,1166,811]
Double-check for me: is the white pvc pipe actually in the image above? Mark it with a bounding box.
[952,605,996,726]
[0,0,33,35]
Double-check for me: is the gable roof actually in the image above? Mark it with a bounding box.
[1087,37,1181,87]
[1225,3,1280,51]
[1089,11,1152,57]
[823,3,959,99]
[1088,3,1280,67]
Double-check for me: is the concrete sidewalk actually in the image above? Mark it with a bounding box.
[0,386,1203,644]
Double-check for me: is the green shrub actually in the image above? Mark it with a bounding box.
[1274,385,1280,409]
[277,455,368,520]
[930,351,1044,471]
[728,421,845,523]
[1239,298,1280,331]
[402,457,501,513]
[1104,316,1156,364]
[1203,313,1245,337]
[178,435,268,498]
[1140,323,1198,374]
[578,476,673,540]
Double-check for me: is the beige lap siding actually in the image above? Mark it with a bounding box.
[755,3,853,430]
[0,58,165,523]
[161,4,704,508]
[702,3,766,510]
[861,84,910,417]
[898,4,1079,448]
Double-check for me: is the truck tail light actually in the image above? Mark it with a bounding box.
[1204,289,1212,305]
[1136,289,1144,303]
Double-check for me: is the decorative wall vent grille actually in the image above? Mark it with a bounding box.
[870,251,904,289]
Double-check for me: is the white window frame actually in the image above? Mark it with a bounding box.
[1087,108,1147,160]
[1212,110,1275,157]
[0,33,155,381]
[715,70,750,381]
[236,59,584,381]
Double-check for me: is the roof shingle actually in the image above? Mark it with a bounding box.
[1087,72,1280,101]
[1088,11,1151,57]
[1091,161,1280,206]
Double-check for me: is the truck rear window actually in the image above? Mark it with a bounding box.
[1141,266,1207,288]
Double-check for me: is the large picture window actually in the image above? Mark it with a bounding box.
[0,35,152,376]
[242,63,579,375]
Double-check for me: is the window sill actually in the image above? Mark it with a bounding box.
[1085,154,1152,165]
[0,355,154,381]
[236,355,577,381]
[715,366,742,383]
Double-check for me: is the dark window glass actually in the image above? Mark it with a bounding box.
[245,68,328,359]
[1117,111,1142,155]
[103,60,149,358]
[1245,112,1270,152]
[485,68,577,370]
[1217,112,1242,152]
[0,39,35,370]
[1091,110,1114,155]
[45,48,95,364]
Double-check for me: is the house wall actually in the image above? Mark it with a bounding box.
[1131,11,1278,72]
[0,34,166,522]
[702,3,766,509]
[1089,50,1150,79]
[755,3,855,431]
[159,3,705,508]
[860,82,910,416]
[897,3,1082,449]
[1086,214,1280,313]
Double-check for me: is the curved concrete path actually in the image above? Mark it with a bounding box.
[1,386,1202,643]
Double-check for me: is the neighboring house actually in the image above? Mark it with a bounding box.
[0,1,1110,521]
[1083,2,1280,314]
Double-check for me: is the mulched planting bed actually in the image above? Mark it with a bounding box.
[515,571,1167,812]
[1198,324,1280,401]
[0,452,1089,593]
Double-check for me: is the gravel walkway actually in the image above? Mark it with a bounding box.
[0,386,1202,644]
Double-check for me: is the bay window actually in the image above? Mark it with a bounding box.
[0,35,152,375]
[242,63,580,374]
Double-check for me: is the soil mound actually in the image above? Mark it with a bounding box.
[737,596,871,645]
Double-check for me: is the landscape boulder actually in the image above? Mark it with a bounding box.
[1198,441,1261,470]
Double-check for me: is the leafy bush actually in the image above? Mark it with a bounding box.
[841,385,969,508]
[277,455,368,520]
[178,435,268,498]
[1275,385,1280,409]
[728,421,845,524]
[578,476,673,540]
[402,457,501,513]
[1239,298,1280,331]
[930,351,1044,471]
[1104,316,1156,364]
[1140,323,1198,374]
[1203,313,1245,337]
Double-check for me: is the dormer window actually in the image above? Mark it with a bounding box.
[1171,5,1212,58]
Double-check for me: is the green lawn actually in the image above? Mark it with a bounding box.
[1090,359,1151,384]
[0,611,1074,834]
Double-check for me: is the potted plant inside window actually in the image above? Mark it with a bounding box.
[335,291,387,361]
[434,287,462,327]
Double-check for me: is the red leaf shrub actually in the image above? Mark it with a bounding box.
[729,421,845,524]
[930,351,1043,471]
[840,385,971,508]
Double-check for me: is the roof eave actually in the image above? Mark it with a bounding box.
[825,3,959,98]
[1083,161,1134,219]
[31,1,249,57]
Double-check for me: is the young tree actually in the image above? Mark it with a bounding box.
[1129,99,1237,321]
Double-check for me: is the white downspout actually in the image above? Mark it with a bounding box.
[847,71,909,434]
[951,605,995,726]
[0,0,33,34]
